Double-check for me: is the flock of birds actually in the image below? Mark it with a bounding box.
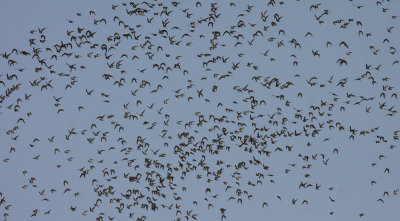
[1,0,400,220]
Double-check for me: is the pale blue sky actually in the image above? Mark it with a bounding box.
[1,0,400,220]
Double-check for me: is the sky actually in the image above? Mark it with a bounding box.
[0,0,400,220]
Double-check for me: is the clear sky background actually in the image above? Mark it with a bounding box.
[1,0,400,220]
